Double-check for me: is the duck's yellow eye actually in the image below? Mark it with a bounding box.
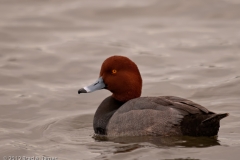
[112,69,117,74]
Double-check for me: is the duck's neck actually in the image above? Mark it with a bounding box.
[93,96,125,135]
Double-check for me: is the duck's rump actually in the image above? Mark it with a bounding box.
[106,96,228,137]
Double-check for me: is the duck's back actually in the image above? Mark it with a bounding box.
[106,96,228,137]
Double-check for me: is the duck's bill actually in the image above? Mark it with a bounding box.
[78,77,106,94]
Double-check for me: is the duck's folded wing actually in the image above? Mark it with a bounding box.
[107,97,184,136]
[116,96,212,115]
[107,97,189,136]
[158,96,214,114]
[107,97,223,136]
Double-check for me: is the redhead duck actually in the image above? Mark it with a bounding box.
[78,56,228,136]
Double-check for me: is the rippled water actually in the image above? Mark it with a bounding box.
[0,0,240,159]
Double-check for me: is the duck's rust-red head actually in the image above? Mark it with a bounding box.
[78,55,142,102]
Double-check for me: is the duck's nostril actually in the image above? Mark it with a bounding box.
[94,81,99,86]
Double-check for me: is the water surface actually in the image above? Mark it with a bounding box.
[0,0,240,159]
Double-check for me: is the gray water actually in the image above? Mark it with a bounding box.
[0,0,240,159]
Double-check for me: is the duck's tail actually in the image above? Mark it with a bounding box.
[202,113,229,124]
[196,113,229,136]
[181,113,229,136]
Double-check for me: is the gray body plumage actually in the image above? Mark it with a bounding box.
[94,96,228,136]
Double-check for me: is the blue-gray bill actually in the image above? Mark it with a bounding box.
[78,77,105,94]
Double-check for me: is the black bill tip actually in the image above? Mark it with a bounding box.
[78,88,87,94]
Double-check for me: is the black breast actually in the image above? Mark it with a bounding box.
[93,96,124,135]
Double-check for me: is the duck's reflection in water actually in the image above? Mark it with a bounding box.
[93,134,220,149]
